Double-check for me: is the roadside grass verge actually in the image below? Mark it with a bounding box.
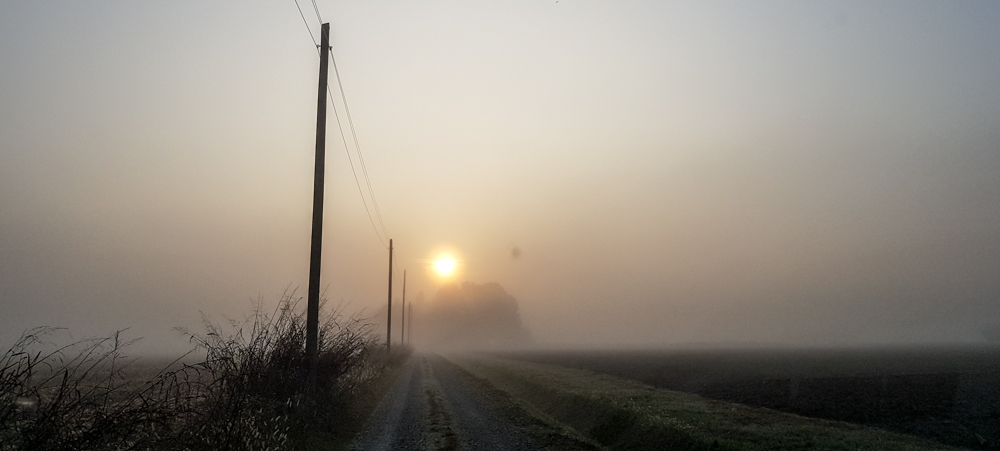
[450,355,961,451]
[1,292,406,451]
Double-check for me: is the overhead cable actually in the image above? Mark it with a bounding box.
[328,86,390,248]
[291,0,391,248]
[310,0,324,24]
[292,0,318,47]
[330,49,391,241]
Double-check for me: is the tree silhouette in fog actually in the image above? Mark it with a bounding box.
[418,282,530,349]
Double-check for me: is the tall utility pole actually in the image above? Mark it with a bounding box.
[386,239,393,351]
[306,23,331,363]
[401,270,406,345]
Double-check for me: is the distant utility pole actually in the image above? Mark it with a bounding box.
[306,23,330,364]
[408,303,412,344]
[401,270,407,345]
[386,239,393,351]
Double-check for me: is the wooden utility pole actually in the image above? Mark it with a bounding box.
[306,23,331,363]
[401,270,406,345]
[386,239,393,351]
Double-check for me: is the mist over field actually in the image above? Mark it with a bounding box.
[2,1,1000,355]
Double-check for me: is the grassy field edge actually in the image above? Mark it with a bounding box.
[448,354,961,451]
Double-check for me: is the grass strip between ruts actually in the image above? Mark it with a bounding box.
[449,355,961,451]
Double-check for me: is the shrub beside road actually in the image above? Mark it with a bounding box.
[0,293,406,451]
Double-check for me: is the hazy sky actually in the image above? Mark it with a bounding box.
[2,1,999,353]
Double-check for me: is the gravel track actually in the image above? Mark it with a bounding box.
[349,357,425,451]
[350,354,574,451]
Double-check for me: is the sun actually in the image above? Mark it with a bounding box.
[434,258,456,275]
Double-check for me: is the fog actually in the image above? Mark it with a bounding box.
[371,282,530,351]
[2,1,999,354]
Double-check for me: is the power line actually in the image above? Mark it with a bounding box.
[328,86,390,248]
[292,0,317,47]
[309,0,324,24]
[291,0,391,248]
[329,49,391,242]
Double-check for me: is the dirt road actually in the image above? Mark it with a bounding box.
[349,354,595,451]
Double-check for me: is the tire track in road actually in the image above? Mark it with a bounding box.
[351,354,594,451]
[349,357,425,451]
[427,355,537,451]
[420,358,462,450]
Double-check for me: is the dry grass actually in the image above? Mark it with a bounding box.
[1,291,403,451]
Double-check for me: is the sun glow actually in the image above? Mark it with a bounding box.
[434,259,456,275]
